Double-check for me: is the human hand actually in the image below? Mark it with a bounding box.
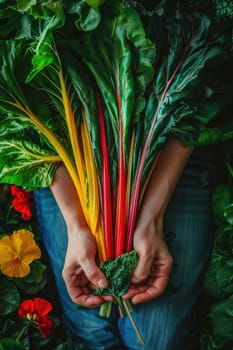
[62,226,111,307]
[123,220,173,304]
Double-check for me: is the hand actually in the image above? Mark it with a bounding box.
[62,226,111,307]
[123,220,173,304]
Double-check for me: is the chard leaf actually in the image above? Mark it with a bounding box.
[0,2,27,40]
[16,0,37,12]
[0,135,60,190]
[94,250,138,297]
[75,0,155,159]
[62,50,102,175]
[0,39,74,191]
[71,0,101,32]
[142,11,232,185]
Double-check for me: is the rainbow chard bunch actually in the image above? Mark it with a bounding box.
[0,0,232,343]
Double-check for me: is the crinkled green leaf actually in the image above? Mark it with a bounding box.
[215,227,233,257]
[210,295,233,340]
[202,249,229,299]
[94,251,138,297]
[216,265,233,293]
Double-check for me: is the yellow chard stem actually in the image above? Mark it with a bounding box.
[14,101,88,220]
[58,70,91,225]
[95,219,107,263]
[80,113,100,233]
[59,71,86,180]
[81,112,106,260]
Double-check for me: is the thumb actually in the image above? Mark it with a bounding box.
[81,259,108,289]
[131,254,153,283]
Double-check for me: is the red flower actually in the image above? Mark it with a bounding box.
[18,298,54,338]
[10,185,33,220]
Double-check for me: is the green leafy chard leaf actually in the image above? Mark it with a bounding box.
[75,0,155,160]
[141,11,233,185]
[0,39,79,191]
[94,251,138,297]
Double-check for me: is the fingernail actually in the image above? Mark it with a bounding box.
[98,278,106,288]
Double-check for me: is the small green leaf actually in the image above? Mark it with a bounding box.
[54,338,88,349]
[202,250,228,299]
[94,251,138,297]
[74,2,101,32]
[0,279,21,316]
[0,339,25,350]
[224,203,233,225]
[16,0,37,12]
[212,184,233,227]
[85,0,105,8]
[216,265,233,294]
[210,295,233,340]
[13,274,47,295]
[23,260,47,284]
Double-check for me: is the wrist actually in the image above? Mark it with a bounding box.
[66,216,89,237]
[135,213,164,238]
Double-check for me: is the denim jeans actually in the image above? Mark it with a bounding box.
[34,149,214,350]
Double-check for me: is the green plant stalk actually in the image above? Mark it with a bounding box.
[15,321,31,341]
[99,302,112,318]
[99,291,144,346]
[122,299,144,346]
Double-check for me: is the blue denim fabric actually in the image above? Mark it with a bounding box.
[34,149,214,350]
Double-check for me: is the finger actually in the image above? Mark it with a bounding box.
[80,259,108,289]
[63,273,105,306]
[74,294,106,307]
[122,285,147,299]
[131,275,169,304]
[131,254,153,283]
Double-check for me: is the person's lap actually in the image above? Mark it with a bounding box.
[34,159,213,350]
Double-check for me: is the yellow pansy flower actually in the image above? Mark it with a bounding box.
[0,229,41,278]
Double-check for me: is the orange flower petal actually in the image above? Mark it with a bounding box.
[1,258,30,278]
[0,229,41,277]
[16,230,41,262]
[0,244,16,264]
